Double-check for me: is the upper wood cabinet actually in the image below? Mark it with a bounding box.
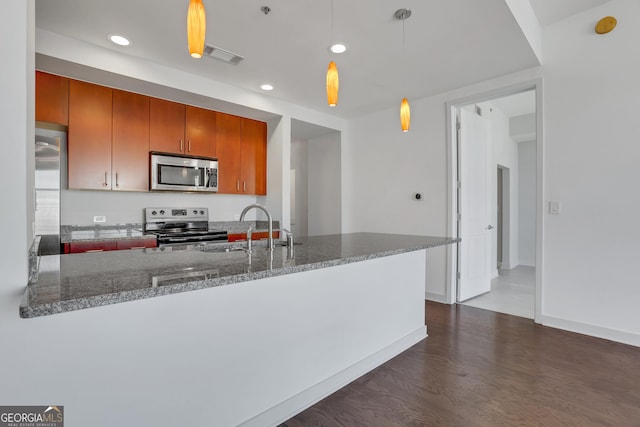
[68,80,113,190]
[149,98,185,155]
[35,71,69,125]
[216,113,242,194]
[216,113,266,195]
[69,83,150,191]
[241,118,267,195]
[149,98,216,158]
[185,105,216,158]
[112,90,150,191]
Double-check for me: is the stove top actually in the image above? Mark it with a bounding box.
[144,207,228,246]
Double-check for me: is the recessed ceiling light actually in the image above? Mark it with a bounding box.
[260,84,274,91]
[109,34,130,46]
[330,43,347,54]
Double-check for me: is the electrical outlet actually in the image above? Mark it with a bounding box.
[93,215,106,223]
[549,201,561,215]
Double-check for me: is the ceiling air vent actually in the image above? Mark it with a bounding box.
[203,44,245,65]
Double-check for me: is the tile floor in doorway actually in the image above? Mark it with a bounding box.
[461,266,535,319]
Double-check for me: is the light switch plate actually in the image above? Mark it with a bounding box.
[549,201,561,214]
[93,215,106,223]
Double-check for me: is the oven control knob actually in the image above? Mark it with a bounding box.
[159,210,165,215]
[151,210,157,216]
[199,210,205,215]
[193,209,198,215]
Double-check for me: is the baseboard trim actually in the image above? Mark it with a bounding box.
[540,315,640,348]
[425,292,449,304]
[238,326,428,427]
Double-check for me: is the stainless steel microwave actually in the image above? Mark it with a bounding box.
[150,153,218,192]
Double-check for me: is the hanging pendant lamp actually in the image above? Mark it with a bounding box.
[326,0,339,107]
[187,0,206,59]
[327,61,339,107]
[395,8,412,132]
[400,97,411,132]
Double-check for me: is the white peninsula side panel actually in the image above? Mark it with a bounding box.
[4,250,428,427]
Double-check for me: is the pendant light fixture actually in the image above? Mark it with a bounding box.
[187,0,206,59]
[395,8,412,132]
[326,0,339,107]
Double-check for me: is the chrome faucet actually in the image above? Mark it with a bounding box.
[239,204,274,250]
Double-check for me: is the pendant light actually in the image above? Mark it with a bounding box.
[326,0,339,107]
[395,8,412,132]
[327,61,339,106]
[187,0,206,59]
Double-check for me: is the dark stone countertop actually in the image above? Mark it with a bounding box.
[20,233,459,318]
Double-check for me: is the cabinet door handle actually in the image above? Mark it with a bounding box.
[180,139,184,151]
[188,140,192,152]
[115,172,119,188]
[243,180,246,192]
[128,246,146,250]
[85,249,104,253]
[103,172,108,187]
[236,180,240,192]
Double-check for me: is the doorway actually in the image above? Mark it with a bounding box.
[448,84,540,320]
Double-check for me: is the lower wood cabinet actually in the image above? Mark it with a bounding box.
[64,238,157,254]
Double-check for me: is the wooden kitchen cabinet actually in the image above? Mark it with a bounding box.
[149,98,185,155]
[215,112,242,193]
[216,113,267,195]
[185,105,216,158]
[241,118,267,195]
[68,80,113,190]
[64,241,118,254]
[112,90,150,191]
[116,238,157,250]
[35,71,69,125]
[64,238,156,253]
[149,98,216,158]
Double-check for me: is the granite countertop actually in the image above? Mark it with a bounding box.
[21,233,459,318]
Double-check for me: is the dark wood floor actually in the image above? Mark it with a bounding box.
[281,302,640,427]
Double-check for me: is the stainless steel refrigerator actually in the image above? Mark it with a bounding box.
[35,127,65,255]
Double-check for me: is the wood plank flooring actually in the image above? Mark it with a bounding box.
[281,302,640,427]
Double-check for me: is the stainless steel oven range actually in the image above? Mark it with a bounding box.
[144,207,227,246]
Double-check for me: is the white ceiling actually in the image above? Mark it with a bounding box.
[35,0,609,120]
[490,90,536,118]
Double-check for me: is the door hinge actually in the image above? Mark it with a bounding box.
[457,213,461,221]
[457,181,461,189]
[456,272,461,280]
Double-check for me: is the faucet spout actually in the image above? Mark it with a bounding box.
[239,204,274,250]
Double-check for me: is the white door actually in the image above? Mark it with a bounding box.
[457,108,492,301]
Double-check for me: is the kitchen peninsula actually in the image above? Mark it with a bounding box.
[21,233,457,426]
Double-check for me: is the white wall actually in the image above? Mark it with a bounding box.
[307,132,342,236]
[484,103,519,270]
[0,0,32,291]
[344,96,450,300]
[539,0,640,345]
[518,140,536,266]
[290,138,309,237]
[61,191,257,224]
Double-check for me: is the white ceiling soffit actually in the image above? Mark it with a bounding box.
[528,0,614,27]
[35,0,543,119]
[490,90,536,118]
